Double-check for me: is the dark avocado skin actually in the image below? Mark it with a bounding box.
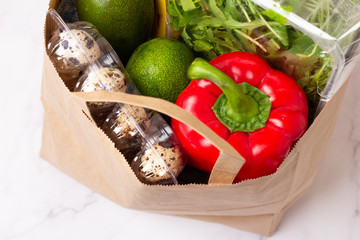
[76,0,154,64]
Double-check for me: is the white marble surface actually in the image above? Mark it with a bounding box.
[0,1,360,239]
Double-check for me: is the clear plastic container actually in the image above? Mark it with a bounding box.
[45,9,186,185]
[165,0,360,115]
[46,19,102,90]
[74,62,128,125]
[103,104,185,185]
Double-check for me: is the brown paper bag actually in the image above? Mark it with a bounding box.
[40,0,349,236]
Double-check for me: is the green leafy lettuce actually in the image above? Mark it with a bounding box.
[167,0,333,116]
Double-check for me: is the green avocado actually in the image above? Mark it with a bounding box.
[126,38,196,103]
[76,0,154,63]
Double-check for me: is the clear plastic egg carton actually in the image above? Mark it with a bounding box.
[45,9,186,185]
[46,11,102,90]
[165,0,360,115]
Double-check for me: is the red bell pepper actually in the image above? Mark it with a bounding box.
[172,52,308,182]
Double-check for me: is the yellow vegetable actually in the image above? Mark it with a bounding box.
[154,0,167,37]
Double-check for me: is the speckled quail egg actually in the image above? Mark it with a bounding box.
[102,104,150,159]
[114,104,149,132]
[131,142,184,185]
[76,67,127,112]
[53,29,100,69]
[47,28,101,89]
[76,67,126,93]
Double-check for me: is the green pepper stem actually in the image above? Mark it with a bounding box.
[187,58,260,123]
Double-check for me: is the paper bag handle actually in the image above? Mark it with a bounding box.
[73,91,245,185]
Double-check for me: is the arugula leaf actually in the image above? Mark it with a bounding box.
[261,6,293,25]
[167,1,179,17]
[194,40,214,51]
[190,16,222,28]
[262,9,286,24]
[180,0,198,11]
[272,25,289,47]
[181,25,194,48]
[167,1,182,30]
[179,8,204,28]
[168,1,204,30]
[289,33,322,57]
[224,0,241,20]
[208,0,227,21]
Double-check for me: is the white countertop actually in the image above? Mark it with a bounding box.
[0,1,359,239]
